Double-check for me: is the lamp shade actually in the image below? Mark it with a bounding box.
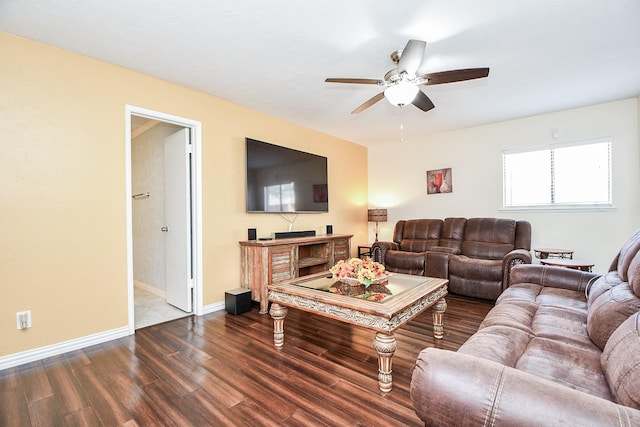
[384,82,419,106]
[368,208,388,222]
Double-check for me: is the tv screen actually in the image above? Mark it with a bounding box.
[246,138,328,213]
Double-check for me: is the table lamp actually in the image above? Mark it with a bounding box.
[368,208,387,242]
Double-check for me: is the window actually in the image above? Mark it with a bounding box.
[503,138,611,209]
[265,182,295,212]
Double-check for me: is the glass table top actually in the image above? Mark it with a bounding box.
[292,273,430,303]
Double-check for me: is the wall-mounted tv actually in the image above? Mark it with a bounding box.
[246,138,328,213]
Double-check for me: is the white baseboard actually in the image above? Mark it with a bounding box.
[0,302,227,370]
[135,279,226,315]
[0,326,131,371]
[134,280,166,297]
[203,301,225,314]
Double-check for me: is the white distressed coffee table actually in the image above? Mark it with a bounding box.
[268,272,448,392]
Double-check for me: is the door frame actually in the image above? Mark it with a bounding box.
[125,105,204,334]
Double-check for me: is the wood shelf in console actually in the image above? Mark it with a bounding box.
[298,256,329,268]
[239,234,352,313]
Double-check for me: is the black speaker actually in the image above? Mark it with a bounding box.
[274,230,316,239]
[326,225,333,235]
[248,228,257,240]
[225,288,252,315]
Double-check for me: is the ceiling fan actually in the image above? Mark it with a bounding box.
[325,39,489,114]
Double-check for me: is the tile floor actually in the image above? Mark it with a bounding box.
[134,282,191,329]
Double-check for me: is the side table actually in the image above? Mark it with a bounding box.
[540,258,594,272]
[358,244,372,259]
[534,248,574,259]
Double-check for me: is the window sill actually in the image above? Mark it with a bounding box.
[501,205,616,213]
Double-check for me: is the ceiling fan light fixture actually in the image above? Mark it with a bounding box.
[325,39,490,114]
[384,81,419,107]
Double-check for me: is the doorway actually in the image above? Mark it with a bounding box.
[125,106,203,333]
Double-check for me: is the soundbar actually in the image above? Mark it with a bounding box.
[273,230,316,239]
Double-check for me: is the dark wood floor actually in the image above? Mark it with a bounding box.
[0,294,493,426]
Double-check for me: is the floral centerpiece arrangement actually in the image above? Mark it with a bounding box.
[330,257,389,287]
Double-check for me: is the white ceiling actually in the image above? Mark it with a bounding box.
[1,0,639,147]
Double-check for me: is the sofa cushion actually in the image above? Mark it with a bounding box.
[602,312,640,409]
[616,228,640,282]
[495,282,542,303]
[477,299,537,333]
[629,245,640,297]
[448,256,504,299]
[461,218,516,259]
[531,305,594,350]
[449,256,502,281]
[587,271,624,307]
[587,282,640,350]
[479,285,593,348]
[398,219,443,252]
[496,284,590,346]
[515,220,532,251]
[515,337,612,400]
[458,325,532,367]
[499,282,588,311]
[438,217,466,252]
[535,287,588,310]
[594,228,640,303]
[383,250,426,275]
[449,275,504,300]
[399,239,439,253]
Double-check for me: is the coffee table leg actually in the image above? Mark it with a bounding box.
[372,332,397,393]
[432,298,447,339]
[269,303,287,348]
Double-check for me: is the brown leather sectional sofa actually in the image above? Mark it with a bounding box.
[371,217,532,300]
[410,228,640,426]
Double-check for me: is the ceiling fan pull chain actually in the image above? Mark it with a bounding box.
[400,123,404,143]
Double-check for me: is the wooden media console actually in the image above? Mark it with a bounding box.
[239,234,352,313]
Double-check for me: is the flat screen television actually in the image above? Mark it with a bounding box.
[246,138,328,213]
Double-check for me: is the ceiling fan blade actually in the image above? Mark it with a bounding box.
[397,39,426,77]
[422,68,490,85]
[325,78,381,85]
[351,92,385,114]
[412,89,435,112]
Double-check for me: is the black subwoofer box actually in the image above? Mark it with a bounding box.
[225,288,252,315]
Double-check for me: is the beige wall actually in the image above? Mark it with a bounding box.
[369,97,640,273]
[0,32,368,357]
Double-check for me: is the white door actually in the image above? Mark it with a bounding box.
[164,128,192,312]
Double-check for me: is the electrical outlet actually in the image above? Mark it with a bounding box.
[16,311,31,330]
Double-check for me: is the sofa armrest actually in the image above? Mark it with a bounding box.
[510,263,600,293]
[502,248,533,290]
[370,241,398,263]
[411,348,640,427]
[423,246,457,278]
[425,251,449,279]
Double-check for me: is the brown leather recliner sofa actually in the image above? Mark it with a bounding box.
[410,228,640,426]
[371,217,532,300]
